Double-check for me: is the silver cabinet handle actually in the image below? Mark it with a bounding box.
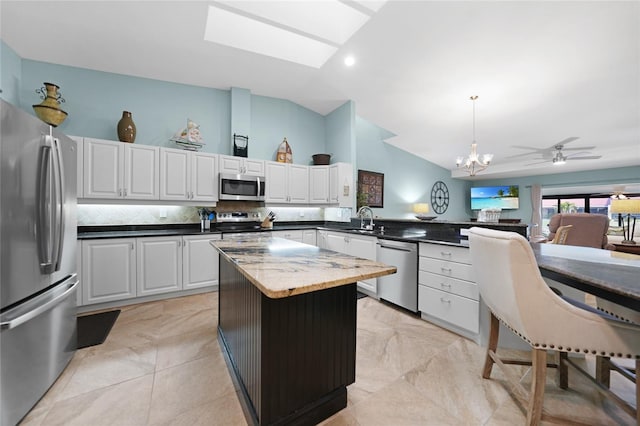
[440,297,451,304]
[123,188,128,197]
[441,267,452,273]
[440,282,452,288]
[440,251,452,257]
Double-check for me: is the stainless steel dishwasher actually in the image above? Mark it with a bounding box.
[376,239,418,312]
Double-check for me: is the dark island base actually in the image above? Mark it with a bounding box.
[218,257,357,425]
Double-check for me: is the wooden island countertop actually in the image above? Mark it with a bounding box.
[211,235,397,298]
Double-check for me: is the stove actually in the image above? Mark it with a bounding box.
[216,211,262,231]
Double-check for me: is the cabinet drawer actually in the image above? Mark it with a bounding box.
[418,270,478,300]
[418,285,479,334]
[419,243,470,264]
[419,257,474,282]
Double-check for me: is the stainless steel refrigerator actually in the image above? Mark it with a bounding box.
[1,99,78,426]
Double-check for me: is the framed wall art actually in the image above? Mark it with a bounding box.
[357,169,384,208]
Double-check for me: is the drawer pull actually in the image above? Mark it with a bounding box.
[440,282,452,289]
[440,251,452,256]
[440,297,452,304]
[441,267,452,273]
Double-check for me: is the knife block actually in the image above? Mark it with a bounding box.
[260,217,273,229]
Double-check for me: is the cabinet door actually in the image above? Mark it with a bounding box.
[325,232,347,254]
[265,161,288,203]
[70,136,83,198]
[346,235,377,260]
[76,240,83,306]
[317,230,328,249]
[244,158,265,176]
[137,237,182,296]
[83,138,122,199]
[271,230,303,242]
[309,166,329,204]
[302,229,317,246]
[288,164,309,203]
[82,238,136,304]
[124,144,159,200]
[183,235,220,290]
[218,155,242,174]
[160,148,190,201]
[191,152,218,202]
[331,163,353,208]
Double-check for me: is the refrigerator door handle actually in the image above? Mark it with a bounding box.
[0,275,78,331]
[36,136,54,273]
[51,135,66,272]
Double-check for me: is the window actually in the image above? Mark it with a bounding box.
[541,192,640,236]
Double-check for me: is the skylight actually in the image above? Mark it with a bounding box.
[204,1,385,68]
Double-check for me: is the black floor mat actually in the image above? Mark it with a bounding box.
[77,310,120,349]
[356,292,367,299]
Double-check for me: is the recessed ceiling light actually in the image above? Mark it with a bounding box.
[344,56,356,67]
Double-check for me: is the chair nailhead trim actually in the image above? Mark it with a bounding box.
[490,311,639,359]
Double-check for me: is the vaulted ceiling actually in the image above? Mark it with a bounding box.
[2,1,639,182]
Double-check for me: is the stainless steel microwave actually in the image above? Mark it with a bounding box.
[219,173,265,201]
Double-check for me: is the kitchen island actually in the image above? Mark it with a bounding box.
[211,236,396,426]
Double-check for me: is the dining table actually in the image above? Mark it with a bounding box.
[531,242,640,312]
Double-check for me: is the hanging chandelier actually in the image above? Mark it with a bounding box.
[456,95,493,176]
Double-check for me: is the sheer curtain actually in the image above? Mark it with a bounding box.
[530,184,543,240]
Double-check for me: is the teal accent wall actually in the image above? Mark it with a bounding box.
[0,40,22,106]
[19,59,231,154]
[472,165,640,224]
[231,87,251,145]
[325,101,355,164]
[355,116,470,221]
[250,94,325,164]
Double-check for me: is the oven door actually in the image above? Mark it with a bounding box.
[219,173,265,201]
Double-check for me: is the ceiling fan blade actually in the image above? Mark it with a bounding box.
[561,146,596,151]
[545,136,580,151]
[525,159,550,166]
[569,155,602,160]
[506,151,541,159]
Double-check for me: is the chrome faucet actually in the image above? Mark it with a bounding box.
[357,206,375,230]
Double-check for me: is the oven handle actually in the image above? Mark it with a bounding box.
[257,176,261,197]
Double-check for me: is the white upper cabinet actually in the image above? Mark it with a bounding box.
[160,148,218,202]
[265,161,309,204]
[309,166,330,204]
[219,154,265,176]
[329,163,353,208]
[83,138,159,200]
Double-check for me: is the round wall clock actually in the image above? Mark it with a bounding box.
[431,181,450,214]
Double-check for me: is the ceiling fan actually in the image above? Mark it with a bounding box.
[507,137,601,166]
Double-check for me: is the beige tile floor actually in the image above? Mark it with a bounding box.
[20,292,636,426]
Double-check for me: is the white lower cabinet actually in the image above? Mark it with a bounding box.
[81,234,220,307]
[82,238,137,305]
[302,229,317,246]
[322,230,377,294]
[418,242,479,339]
[137,236,183,297]
[183,234,221,289]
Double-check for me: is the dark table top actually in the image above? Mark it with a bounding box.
[531,242,640,311]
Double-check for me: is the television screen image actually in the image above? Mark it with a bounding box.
[471,185,519,210]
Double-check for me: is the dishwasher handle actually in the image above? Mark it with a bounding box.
[377,242,416,253]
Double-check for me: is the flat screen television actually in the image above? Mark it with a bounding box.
[470,185,519,210]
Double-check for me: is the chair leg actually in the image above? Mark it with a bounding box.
[556,351,568,389]
[595,356,611,388]
[527,349,547,426]
[483,312,500,379]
